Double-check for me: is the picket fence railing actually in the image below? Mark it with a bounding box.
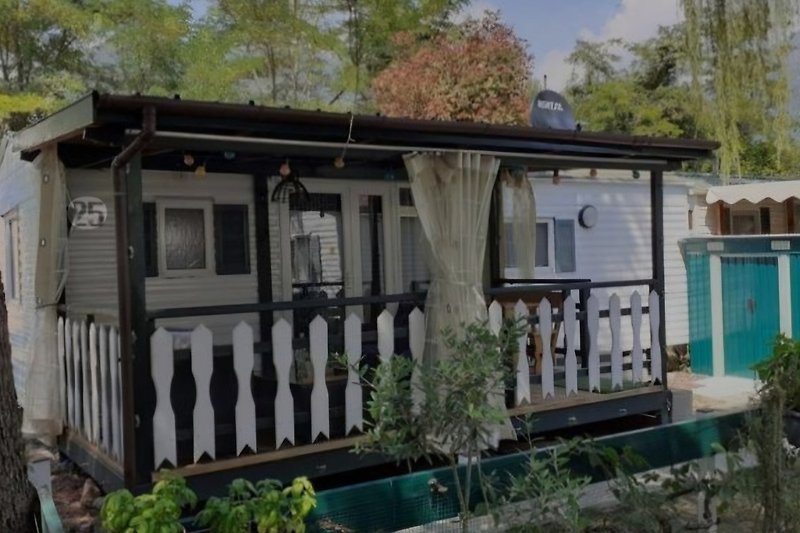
[58,316,124,461]
[145,290,661,470]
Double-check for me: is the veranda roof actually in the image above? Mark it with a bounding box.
[12,92,717,172]
[706,180,800,205]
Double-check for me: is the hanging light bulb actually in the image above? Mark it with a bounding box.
[279,160,291,177]
[334,156,345,169]
[183,153,195,167]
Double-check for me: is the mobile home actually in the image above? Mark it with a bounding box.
[1,92,716,492]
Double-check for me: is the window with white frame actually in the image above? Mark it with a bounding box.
[3,213,20,301]
[157,199,215,276]
[504,218,575,276]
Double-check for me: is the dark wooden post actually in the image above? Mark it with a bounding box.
[126,154,155,486]
[716,201,730,235]
[650,170,669,417]
[578,288,590,367]
[254,174,274,376]
[487,181,501,286]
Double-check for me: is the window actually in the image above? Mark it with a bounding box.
[504,221,550,269]
[291,234,322,283]
[214,205,250,274]
[398,187,430,292]
[730,212,758,235]
[535,221,550,267]
[3,213,20,301]
[554,219,576,273]
[157,199,214,276]
[503,218,575,276]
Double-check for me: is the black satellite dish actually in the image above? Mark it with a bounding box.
[529,90,577,131]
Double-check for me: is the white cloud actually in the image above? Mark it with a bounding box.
[538,49,573,92]
[584,0,682,43]
[538,0,683,92]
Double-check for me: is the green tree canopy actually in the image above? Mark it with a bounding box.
[683,0,800,177]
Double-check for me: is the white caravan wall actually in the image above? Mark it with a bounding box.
[0,140,39,401]
[505,177,691,348]
[65,170,259,343]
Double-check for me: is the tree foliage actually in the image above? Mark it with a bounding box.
[567,27,703,139]
[372,12,532,124]
[683,0,800,178]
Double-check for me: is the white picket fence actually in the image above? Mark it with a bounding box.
[146,290,661,470]
[58,316,124,461]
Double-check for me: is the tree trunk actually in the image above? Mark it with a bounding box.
[0,273,36,532]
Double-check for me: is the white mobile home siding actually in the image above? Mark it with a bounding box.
[0,142,39,401]
[510,178,691,347]
[65,170,259,343]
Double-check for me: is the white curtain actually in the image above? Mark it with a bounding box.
[403,151,500,364]
[503,169,537,279]
[23,145,68,439]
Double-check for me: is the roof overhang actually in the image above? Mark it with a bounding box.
[12,92,719,171]
[706,180,800,205]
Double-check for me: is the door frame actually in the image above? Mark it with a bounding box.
[276,178,401,306]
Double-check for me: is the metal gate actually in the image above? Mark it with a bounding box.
[721,256,780,377]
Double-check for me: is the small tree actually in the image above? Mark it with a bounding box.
[354,319,521,529]
[372,12,532,125]
[0,274,37,532]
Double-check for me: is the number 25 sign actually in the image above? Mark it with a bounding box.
[68,196,108,229]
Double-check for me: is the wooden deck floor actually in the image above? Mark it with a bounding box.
[509,383,661,416]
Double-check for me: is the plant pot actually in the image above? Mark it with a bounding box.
[784,409,800,447]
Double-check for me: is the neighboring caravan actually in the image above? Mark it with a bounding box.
[0,92,716,493]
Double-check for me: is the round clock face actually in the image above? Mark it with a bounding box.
[579,205,598,228]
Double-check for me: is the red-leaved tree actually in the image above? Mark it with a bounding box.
[373,12,532,125]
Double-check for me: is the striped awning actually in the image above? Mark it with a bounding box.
[706,180,800,205]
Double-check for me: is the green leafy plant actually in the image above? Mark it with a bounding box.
[100,474,197,533]
[195,476,316,533]
[349,318,523,530]
[503,437,592,533]
[753,335,800,412]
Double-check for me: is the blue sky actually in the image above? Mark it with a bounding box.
[467,0,685,91]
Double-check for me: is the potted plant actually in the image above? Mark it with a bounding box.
[752,335,800,446]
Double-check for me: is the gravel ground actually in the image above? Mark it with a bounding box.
[669,371,758,413]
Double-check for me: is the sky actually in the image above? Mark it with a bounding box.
[463,0,685,91]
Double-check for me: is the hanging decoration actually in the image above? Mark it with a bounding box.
[271,159,310,205]
[194,160,207,178]
[333,114,355,169]
[183,153,195,167]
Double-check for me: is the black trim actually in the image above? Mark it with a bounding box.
[124,154,157,486]
[142,202,157,277]
[650,170,668,397]
[214,204,250,275]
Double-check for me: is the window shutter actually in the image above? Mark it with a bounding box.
[214,205,250,275]
[143,203,158,277]
[554,219,576,273]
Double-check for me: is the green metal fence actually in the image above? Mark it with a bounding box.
[308,411,746,532]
